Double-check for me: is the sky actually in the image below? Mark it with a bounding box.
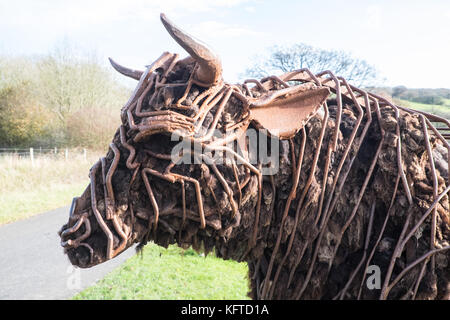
[1,0,450,88]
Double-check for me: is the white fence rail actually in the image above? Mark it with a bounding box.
[0,147,88,166]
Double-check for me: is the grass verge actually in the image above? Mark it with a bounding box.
[73,244,250,300]
[395,98,450,120]
[0,182,87,225]
[0,152,99,225]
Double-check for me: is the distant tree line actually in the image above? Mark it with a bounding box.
[366,86,450,105]
[391,86,450,105]
[0,44,130,149]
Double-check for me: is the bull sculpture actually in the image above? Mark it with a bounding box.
[59,13,450,300]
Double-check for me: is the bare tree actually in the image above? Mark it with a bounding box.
[36,41,127,125]
[0,41,130,148]
[243,43,380,87]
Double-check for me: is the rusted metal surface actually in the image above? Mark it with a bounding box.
[253,68,450,300]
[108,57,143,80]
[160,13,222,86]
[59,13,450,300]
[249,83,330,139]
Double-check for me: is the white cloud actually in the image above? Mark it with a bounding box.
[244,6,256,13]
[189,21,263,39]
[365,5,382,30]
[0,0,257,30]
[0,0,260,56]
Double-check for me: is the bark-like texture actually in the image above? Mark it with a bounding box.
[60,56,449,300]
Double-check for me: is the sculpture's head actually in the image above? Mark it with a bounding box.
[58,13,330,268]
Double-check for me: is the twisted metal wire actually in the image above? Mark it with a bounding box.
[252,68,450,300]
[64,56,449,299]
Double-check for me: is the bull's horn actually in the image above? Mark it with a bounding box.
[160,13,222,86]
[108,57,143,80]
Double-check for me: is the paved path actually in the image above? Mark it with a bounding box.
[0,206,136,300]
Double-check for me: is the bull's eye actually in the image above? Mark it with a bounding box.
[139,133,178,153]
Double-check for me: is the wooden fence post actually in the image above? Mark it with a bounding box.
[83,148,87,161]
[30,148,34,167]
[65,148,68,160]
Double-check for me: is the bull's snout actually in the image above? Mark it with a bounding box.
[59,197,95,267]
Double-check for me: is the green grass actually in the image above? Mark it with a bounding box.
[0,182,87,224]
[395,98,450,120]
[73,244,250,300]
[0,152,100,225]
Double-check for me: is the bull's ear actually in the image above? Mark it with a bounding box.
[249,83,330,139]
